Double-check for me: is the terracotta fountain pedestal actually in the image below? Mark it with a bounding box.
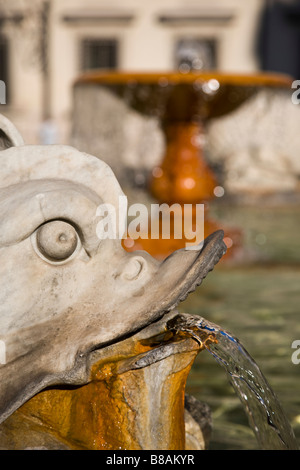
[75,71,292,260]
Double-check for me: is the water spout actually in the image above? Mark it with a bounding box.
[167,314,298,450]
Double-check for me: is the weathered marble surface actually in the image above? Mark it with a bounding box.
[0,114,226,449]
[72,85,164,186]
[207,89,300,194]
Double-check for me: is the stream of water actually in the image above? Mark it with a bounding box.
[168,314,299,450]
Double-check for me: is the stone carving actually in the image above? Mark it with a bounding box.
[0,114,226,449]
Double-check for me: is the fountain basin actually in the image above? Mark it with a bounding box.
[75,71,292,121]
[73,71,292,260]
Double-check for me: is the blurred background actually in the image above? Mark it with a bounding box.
[0,0,300,450]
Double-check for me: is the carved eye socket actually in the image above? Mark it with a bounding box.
[33,220,80,263]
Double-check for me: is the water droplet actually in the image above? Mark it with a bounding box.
[214,186,225,197]
[208,79,220,91]
[224,237,233,248]
[123,238,135,248]
[202,79,220,94]
[152,167,163,178]
[192,58,203,70]
[183,178,196,189]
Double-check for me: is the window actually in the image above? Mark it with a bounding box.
[81,38,118,71]
[175,38,217,73]
[0,36,9,103]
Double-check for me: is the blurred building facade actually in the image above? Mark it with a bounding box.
[0,0,263,144]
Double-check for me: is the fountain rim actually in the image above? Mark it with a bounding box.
[74,70,293,88]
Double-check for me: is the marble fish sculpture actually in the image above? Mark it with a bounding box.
[0,115,226,448]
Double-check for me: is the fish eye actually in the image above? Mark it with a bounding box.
[31,220,81,264]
